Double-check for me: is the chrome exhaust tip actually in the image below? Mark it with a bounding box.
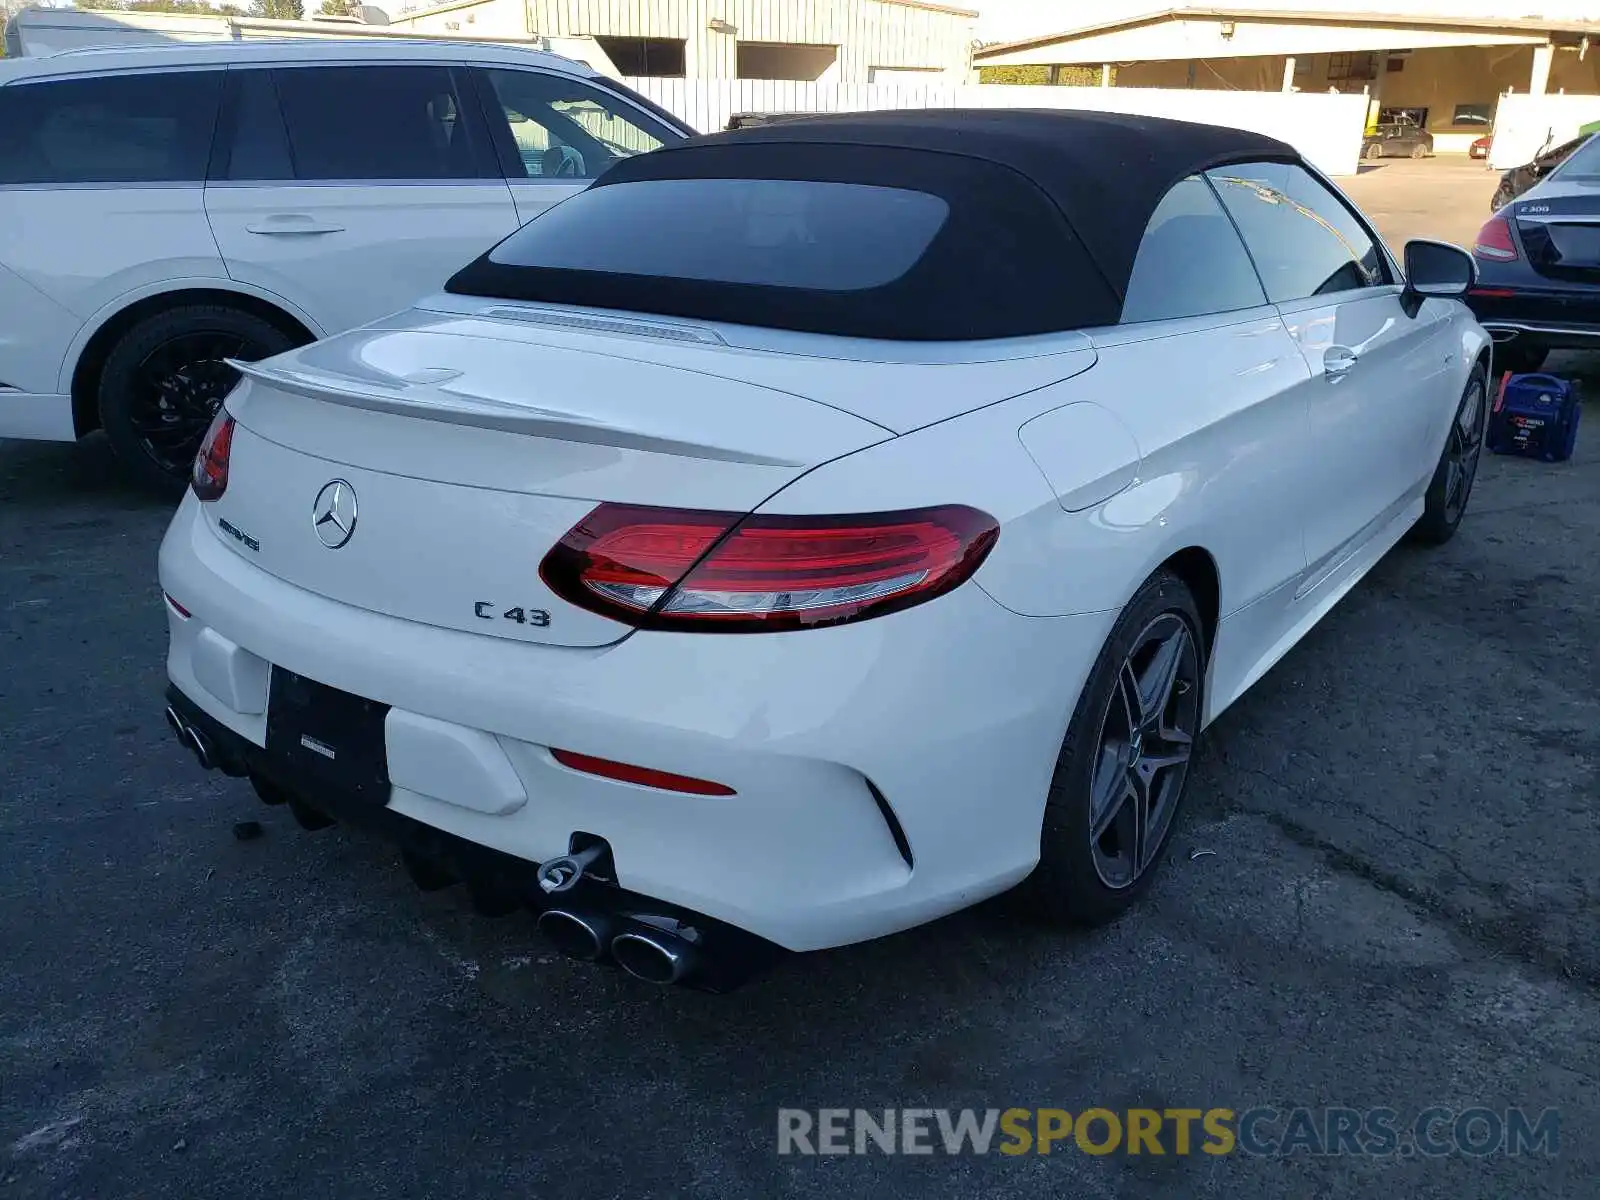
[611,931,689,985]
[538,909,609,961]
[164,705,185,739]
[185,726,214,771]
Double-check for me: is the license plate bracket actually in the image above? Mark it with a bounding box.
[266,669,391,805]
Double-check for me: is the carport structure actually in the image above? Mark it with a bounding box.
[975,7,1600,152]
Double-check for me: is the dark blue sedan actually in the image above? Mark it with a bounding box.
[1469,132,1600,373]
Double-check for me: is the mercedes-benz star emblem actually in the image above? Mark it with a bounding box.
[311,480,358,549]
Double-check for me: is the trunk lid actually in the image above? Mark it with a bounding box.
[1514,191,1600,286]
[211,317,895,649]
[403,295,1099,433]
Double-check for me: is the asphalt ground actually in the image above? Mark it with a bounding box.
[3,157,1597,1198]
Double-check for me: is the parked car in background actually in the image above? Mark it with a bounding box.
[1363,122,1434,160]
[159,110,1490,990]
[1471,134,1492,160]
[0,39,691,489]
[1489,132,1592,213]
[1471,130,1600,372]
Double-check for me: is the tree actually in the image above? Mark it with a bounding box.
[253,0,304,18]
[318,0,358,14]
[73,0,246,11]
[977,64,1114,87]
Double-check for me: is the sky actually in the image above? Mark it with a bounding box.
[976,1,1600,44]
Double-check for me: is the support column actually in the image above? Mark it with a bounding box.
[1282,55,1296,91]
[1530,42,1554,95]
[1101,62,1112,87]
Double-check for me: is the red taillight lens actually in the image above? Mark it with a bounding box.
[550,748,736,795]
[1473,216,1519,261]
[541,502,999,633]
[191,410,235,502]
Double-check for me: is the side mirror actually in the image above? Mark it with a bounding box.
[1404,238,1476,299]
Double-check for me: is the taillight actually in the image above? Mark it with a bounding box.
[1473,216,1519,261]
[191,410,235,502]
[540,502,999,633]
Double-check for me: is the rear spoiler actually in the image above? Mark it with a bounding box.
[225,358,808,467]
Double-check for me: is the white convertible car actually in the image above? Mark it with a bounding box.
[159,110,1490,990]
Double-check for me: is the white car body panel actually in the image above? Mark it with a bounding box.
[204,181,524,339]
[209,326,891,648]
[407,294,1104,433]
[0,183,227,437]
[162,498,1112,950]
[1277,286,1458,577]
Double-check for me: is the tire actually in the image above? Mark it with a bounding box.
[98,303,301,493]
[1018,569,1206,927]
[1493,343,1548,375]
[1410,365,1488,546]
[1411,144,1429,159]
[1365,143,1385,160]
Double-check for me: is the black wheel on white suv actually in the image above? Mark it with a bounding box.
[98,304,301,493]
[1020,569,1206,926]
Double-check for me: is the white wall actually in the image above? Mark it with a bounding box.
[388,0,977,83]
[977,0,1600,46]
[628,79,1372,175]
[976,17,1541,68]
[1488,92,1600,168]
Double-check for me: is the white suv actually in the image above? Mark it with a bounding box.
[0,39,691,488]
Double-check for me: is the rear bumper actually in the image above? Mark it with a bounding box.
[159,492,1111,953]
[1480,321,1600,351]
[163,682,784,990]
[1466,288,1600,351]
[0,390,74,441]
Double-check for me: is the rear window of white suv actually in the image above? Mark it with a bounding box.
[0,70,223,185]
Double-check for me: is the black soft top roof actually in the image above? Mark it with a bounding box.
[446,109,1301,341]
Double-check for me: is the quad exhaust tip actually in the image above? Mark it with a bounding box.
[166,704,214,771]
[538,909,609,961]
[611,931,689,985]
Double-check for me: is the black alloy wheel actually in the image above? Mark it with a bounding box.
[98,304,300,493]
[1441,374,1487,526]
[1086,614,1202,889]
[1020,569,1207,927]
[1412,366,1489,545]
[127,330,251,478]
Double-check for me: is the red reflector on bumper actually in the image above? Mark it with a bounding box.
[164,593,192,618]
[549,748,736,796]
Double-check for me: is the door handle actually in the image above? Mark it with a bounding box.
[1323,345,1359,379]
[245,217,345,236]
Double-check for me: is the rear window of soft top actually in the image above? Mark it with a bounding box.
[482,177,951,292]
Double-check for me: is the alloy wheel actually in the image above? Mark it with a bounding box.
[1443,377,1486,523]
[126,331,252,477]
[1087,613,1201,889]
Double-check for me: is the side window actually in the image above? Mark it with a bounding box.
[1121,175,1267,324]
[221,70,294,182]
[270,65,484,181]
[1207,162,1390,303]
[0,70,223,185]
[477,68,671,181]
